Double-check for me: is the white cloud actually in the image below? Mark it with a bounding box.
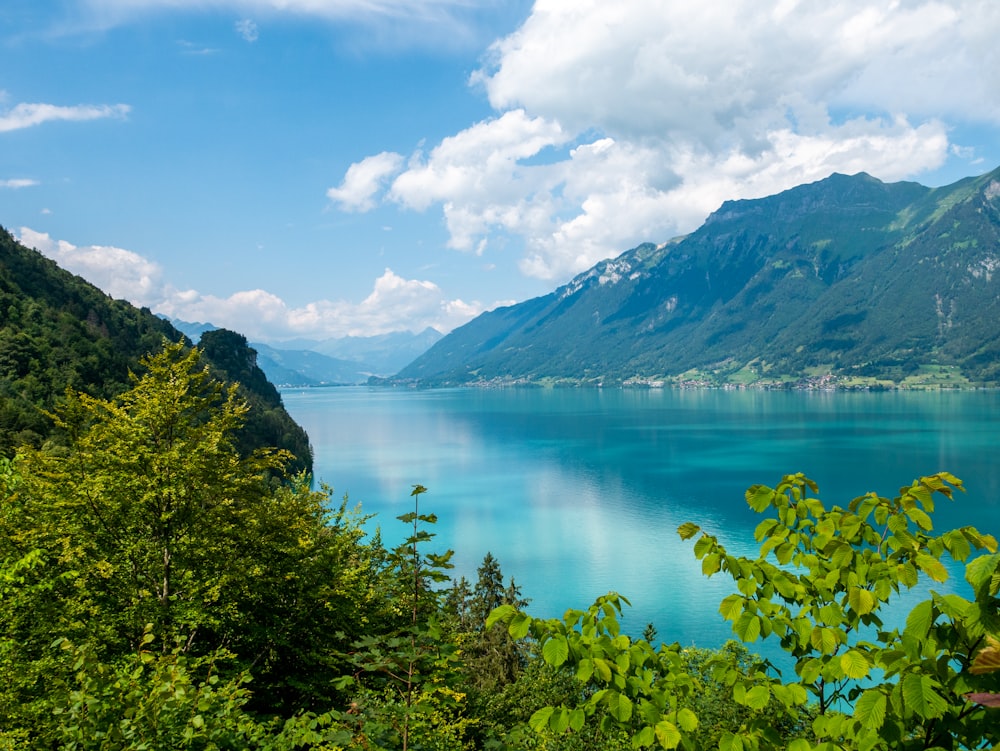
[18,227,165,307]
[17,227,486,340]
[234,18,258,42]
[330,0,999,282]
[0,102,130,132]
[327,151,405,211]
[1,179,39,189]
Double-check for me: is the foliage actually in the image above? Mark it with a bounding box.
[0,342,380,743]
[53,629,262,751]
[331,485,471,751]
[492,471,1000,750]
[449,552,531,692]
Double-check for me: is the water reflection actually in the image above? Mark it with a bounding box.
[283,386,1000,651]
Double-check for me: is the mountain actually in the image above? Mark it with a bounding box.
[251,343,373,386]
[0,227,312,473]
[168,320,443,385]
[396,166,1000,388]
[306,328,444,376]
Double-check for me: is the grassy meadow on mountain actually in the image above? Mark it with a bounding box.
[2,166,1000,749]
[396,167,1000,388]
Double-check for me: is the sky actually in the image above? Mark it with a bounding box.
[2,0,999,343]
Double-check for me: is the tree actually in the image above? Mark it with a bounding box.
[0,342,380,742]
[331,485,472,751]
[457,552,530,691]
[491,472,1000,750]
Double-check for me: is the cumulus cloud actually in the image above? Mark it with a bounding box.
[0,101,130,132]
[18,227,165,307]
[327,152,405,211]
[17,227,486,340]
[330,0,999,282]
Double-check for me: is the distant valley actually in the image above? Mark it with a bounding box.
[168,318,442,386]
[394,166,1000,389]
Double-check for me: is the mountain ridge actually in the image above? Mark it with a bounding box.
[394,166,1000,388]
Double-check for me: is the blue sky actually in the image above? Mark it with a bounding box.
[3,0,999,343]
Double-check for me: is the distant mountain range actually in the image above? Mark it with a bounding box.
[394,165,1000,388]
[169,320,443,386]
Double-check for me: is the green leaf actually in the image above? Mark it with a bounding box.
[745,685,770,710]
[853,689,887,732]
[901,674,948,719]
[676,707,698,732]
[693,535,713,558]
[965,553,1000,592]
[529,706,555,733]
[702,552,721,576]
[569,707,586,732]
[839,649,870,679]
[906,506,933,531]
[915,553,949,583]
[654,720,682,749]
[633,726,655,749]
[848,586,876,615]
[943,529,972,561]
[542,634,570,667]
[809,626,838,655]
[734,613,761,642]
[754,518,778,542]
[904,600,933,639]
[593,657,612,682]
[677,522,701,540]
[746,485,774,513]
[486,603,516,630]
[719,594,744,622]
[508,612,532,640]
[551,707,570,734]
[606,691,633,722]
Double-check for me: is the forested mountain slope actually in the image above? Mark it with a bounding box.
[397,166,1000,387]
[0,227,311,472]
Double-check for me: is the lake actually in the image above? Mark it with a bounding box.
[281,386,1000,651]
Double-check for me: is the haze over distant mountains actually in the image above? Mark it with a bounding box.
[394,166,1000,388]
[168,319,442,386]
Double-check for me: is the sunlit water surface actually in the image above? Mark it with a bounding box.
[281,386,1000,654]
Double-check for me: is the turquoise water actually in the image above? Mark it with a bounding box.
[281,386,1000,651]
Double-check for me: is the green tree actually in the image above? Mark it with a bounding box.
[491,472,1000,750]
[452,552,530,691]
[332,485,470,751]
[0,342,379,742]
